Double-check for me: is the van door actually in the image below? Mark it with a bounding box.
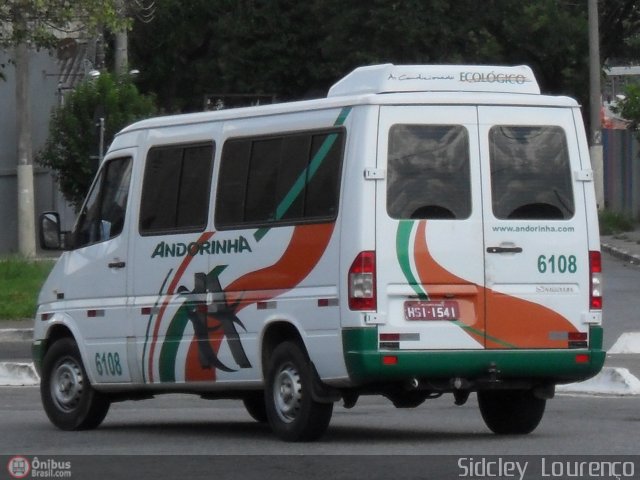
[132,140,219,385]
[478,106,590,349]
[376,106,486,350]
[61,154,134,382]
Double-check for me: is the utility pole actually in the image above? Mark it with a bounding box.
[114,30,128,75]
[114,0,128,75]
[588,0,604,210]
[15,40,37,258]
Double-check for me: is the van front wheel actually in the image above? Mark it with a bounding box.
[477,389,545,435]
[265,341,333,441]
[40,338,110,430]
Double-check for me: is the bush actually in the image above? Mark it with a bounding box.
[611,83,640,136]
[37,73,156,209]
[599,210,636,235]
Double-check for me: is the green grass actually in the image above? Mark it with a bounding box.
[0,257,55,320]
[599,210,636,236]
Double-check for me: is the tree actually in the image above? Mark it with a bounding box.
[600,0,640,64]
[37,73,157,209]
[1,0,129,256]
[129,0,232,112]
[124,0,640,137]
[610,83,640,134]
[128,1,595,113]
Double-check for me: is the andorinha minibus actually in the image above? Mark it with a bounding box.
[34,64,604,441]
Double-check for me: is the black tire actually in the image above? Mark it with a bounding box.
[477,389,546,435]
[243,391,268,423]
[265,341,333,441]
[40,338,110,430]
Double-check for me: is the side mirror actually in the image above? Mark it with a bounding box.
[39,212,63,250]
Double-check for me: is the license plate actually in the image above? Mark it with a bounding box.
[404,300,460,321]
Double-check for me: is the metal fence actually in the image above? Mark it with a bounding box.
[603,128,640,219]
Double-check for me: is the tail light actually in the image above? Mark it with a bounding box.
[589,251,602,310]
[348,251,376,310]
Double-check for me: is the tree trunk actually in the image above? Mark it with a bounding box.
[15,41,37,257]
[115,30,128,75]
[114,0,128,76]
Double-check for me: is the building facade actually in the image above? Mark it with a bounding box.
[1,46,79,254]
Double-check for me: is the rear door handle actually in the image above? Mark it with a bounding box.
[487,246,523,254]
[108,261,126,269]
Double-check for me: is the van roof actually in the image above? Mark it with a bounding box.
[117,65,571,137]
[328,64,541,96]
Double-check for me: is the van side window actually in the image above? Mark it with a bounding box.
[215,128,344,229]
[387,125,471,220]
[139,143,214,235]
[73,157,132,248]
[489,126,574,220]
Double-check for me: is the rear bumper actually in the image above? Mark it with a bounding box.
[343,326,605,385]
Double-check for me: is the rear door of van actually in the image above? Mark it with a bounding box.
[376,103,591,351]
[479,106,591,349]
[376,105,487,350]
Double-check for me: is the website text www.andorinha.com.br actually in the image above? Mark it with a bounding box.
[492,224,575,234]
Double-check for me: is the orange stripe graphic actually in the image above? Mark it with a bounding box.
[147,231,215,383]
[184,223,336,381]
[413,221,579,349]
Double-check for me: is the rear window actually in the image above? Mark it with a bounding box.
[387,124,471,219]
[489,126,574,220]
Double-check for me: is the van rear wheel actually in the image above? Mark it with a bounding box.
[265,341,333,441]
[40,338,110,430]
[477,389,545,435]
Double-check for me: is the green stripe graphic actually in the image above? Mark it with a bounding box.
[253,106,351,242]
[159,307,190,382]
[395,221,428,299]
[274,133,338,220]
[395,223,515,348]
[452,321,516,349]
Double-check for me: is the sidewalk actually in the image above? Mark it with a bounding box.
[0,319,33,331]
[600,227,640,265]
[0,319,33,344]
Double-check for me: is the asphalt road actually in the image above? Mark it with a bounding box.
[1,386,638,455]
[2,251,639,480]
[601,254,640,350]
[1,386,639,479]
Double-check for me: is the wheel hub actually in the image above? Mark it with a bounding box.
[51,359,84,412]
[273,365,302,423]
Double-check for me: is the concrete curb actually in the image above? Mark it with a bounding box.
[601,241,640,265]
[0,362,39,386]
[609,332,640,354]
[0,328,33,342]
[557,367,640,396]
